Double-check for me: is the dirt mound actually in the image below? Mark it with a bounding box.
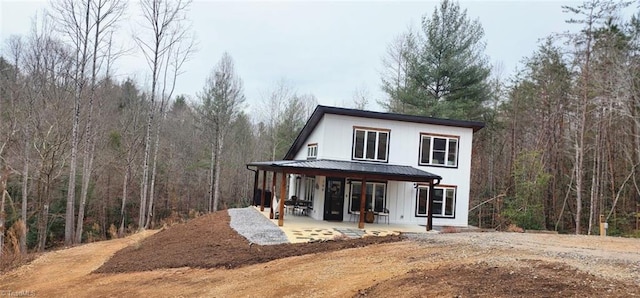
[356,259,638,297]
[95,210,403,273]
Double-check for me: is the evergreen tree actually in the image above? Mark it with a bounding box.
[274,95,306,159]
[382,0,491,121]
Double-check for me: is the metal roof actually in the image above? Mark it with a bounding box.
[247,159,442,183]
[283,105,485,160]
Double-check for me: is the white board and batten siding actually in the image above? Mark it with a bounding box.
[292,113,475,227]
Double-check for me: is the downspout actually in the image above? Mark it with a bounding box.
[427,178,441,231]
[246,165,258,207]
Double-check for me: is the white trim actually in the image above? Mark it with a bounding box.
[307,144,318,159]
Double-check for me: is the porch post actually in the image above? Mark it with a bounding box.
[358,178,367,229]
[270,171,276,219]
[252,168,259,207]
[427,179,435,231]
[278,171,287,226]
[260,170,266,211]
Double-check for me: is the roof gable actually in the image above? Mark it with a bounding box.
[284,105,485,160]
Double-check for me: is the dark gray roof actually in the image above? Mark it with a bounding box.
[284,105,485,160]
[247,159,441,183]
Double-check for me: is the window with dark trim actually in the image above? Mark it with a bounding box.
[304,176,315,208]
[348,181,386,212]
[352,128,389,162]
[416,185,456,218]
[307,144,318,159]
[419,134,459,167]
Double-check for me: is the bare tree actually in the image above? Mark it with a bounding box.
[51,0,127,244]
[50,0,92,245]
[116,79,145,236]
[380,29,418,114]
[4,35,31,253]
[135,0,193,228]
[254,80,317,164]
[75,0,126,243]
[351,85,370,110]
[21,15,76,251]
[198,52,245,212]
[563,0,627,234]
[145,34,193,228]
[259,80,294,161]
[80,0,126,243]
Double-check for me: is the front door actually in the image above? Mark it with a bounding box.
[323,177,345,221]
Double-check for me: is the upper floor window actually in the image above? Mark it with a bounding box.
[307,143,318,159]
[416,185,456,218]
[352,127,389,162]
[419,134,459,167]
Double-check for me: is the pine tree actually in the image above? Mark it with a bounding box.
[382,0,491,121]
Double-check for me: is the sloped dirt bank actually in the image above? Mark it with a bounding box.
[95,210,403,273]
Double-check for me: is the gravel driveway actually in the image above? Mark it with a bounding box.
[406,231,640,285]
[228,207,289,245]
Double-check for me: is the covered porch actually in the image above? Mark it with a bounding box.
[247,159,442,231]
[254,206,430,243]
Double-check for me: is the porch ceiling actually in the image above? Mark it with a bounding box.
[247,159,442,183]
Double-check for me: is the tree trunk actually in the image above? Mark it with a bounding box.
[575,136,584,235]
[0,193,4,259]
[65,0,92,247]
[20,131,30,254]
[103,172,110,239]
[75,0,103,243]
[588,130,599,235]
[213,134,224,212]
[37,177,50,252]
[75,139,95,243]
[65,96,80,245]
[139,108,153,229]
[632,95,640,205]
[575,18,593,235]
[119,157,131,237]
[0,168,9,258]
[208,142,215,212]
[145,111,164,228]
[37,203,49,252]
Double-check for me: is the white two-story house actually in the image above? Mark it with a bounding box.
[248,105,484,230]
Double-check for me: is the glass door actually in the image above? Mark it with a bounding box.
[323,177,345,221]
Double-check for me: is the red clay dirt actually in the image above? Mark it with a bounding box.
[95,210,403,273]
[356,260,635,297]
[1,210,639,297]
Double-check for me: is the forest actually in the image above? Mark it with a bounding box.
[0,0,639,262]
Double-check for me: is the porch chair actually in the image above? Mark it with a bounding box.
[293,197,310,216]
[376,208,389,224]
[349,211,360,222]
[284,197,295,215]
[290,195,300,215]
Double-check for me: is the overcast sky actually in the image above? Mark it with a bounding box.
[1,0,578,114]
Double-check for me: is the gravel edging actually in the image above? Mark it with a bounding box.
[228,207,289,245]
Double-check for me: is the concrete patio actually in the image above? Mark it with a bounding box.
[254,206,432,243]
